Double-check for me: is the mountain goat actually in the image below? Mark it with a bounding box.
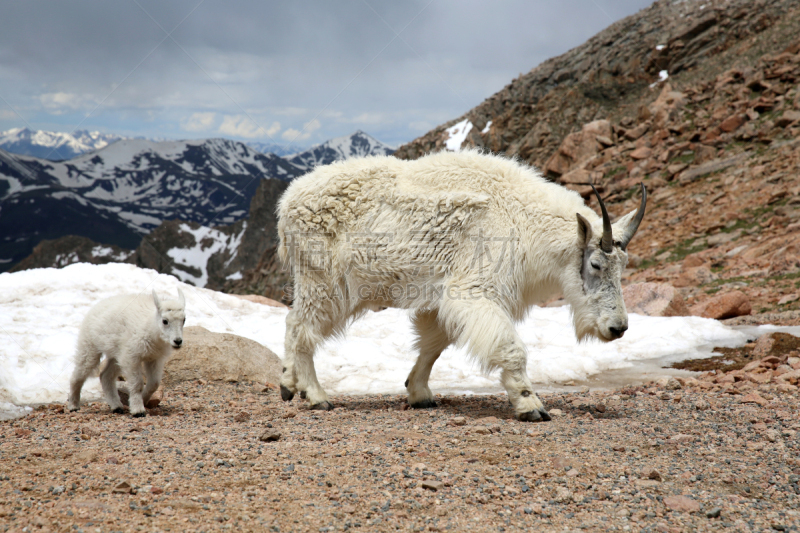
[277,150,646,421]
[67,289,186,417]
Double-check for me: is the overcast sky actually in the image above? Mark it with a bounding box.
[0,0,654,150]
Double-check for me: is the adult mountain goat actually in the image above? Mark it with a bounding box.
[67,289,186,417]
[277,150,646,421]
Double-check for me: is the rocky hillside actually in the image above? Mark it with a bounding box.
[395,0,800,323]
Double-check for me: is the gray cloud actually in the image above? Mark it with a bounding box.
[0,0,654,148]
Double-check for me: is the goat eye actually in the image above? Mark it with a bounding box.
[162,319,168,325]
[591,262,601,270]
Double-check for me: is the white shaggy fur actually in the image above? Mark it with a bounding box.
[67,289,186,417]
[277,150,644,420]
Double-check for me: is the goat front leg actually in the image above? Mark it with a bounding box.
[120,357,147,417]
[443,297,550,422]
[142,357,166,407]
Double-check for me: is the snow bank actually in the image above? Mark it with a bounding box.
[0,263,775,415]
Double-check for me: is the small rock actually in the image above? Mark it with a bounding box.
[145,390,163,409]
[739,392,768,406]
[282,409,297,419]
[234,411,251,423]
[448,416,466,426]
[694,399,710,411]
[475,427,491,435]
[421,480,442,491]
[259,430,281,442]
[669,434,694,444]
[765,429,781,442]
[664,377,682,390]
[647,469,662,482]
[112,481,132,494]
[663,495,700,513]
[719,114,745,132]
[150,487,164,495]
[548,408,563,417]
[706,507,722,519]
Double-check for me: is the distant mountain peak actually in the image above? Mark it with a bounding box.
[286,130,394,172]
[0,127,123,160]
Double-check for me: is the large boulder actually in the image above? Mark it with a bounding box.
[544,120,611,178]
[690,290,752,320]
[623,282,689,317]
[163,326,282,385]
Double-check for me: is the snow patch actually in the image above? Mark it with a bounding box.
[444,119,473,151]
[2,263,791,416]
[481,121,492,134]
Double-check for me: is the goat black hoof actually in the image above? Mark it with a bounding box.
[517,409,551,422]
[299,391,307,399]
[131,411,146,418]
[280,385,295,402]
[410,399,437,409]
[310,401,334,411]
[111,407,125,414]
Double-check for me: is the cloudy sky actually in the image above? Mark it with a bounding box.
[0,0,653,150]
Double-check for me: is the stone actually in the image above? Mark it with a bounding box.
[624,123,649,141]
[145,389,163,409]
[678,152,751,183]
[623,283,689,317]
[112,481,133,494]
[753,332,800,358]
[689,290,751,319]
[234,411,251,423]
[694,399,710,411]
[719,114,746,132]
[630,146,652,160]
[663,495,700,513]
[664,377,682,390]
[544,120,611,177]
[421,480,442,491]
[448,416,466,426]
[776,110,800,128]
[647,469,662,482]
[259,430,281,442]
[164,326,282,385]
[739,393,768,406]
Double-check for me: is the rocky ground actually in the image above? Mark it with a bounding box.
[3,333,800,533]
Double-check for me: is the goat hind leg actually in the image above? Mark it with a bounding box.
[406,310,450,409]
[281,307,333,411]
[67,341,101,412]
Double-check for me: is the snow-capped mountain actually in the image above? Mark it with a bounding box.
[0,138,302,271]
[0,128,123,160]
[246,141,299,158]
[286,130,394,172]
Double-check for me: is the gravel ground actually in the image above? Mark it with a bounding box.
[1,377,799,533]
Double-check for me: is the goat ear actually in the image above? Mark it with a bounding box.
[177,287,185,309]
[152,289,161,314]
[576,213,593,248]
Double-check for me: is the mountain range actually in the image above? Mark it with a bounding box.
[0,128,123,161]
[0,130,393,272]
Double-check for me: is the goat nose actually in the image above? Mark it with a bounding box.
[609,325,628,339]
[174,338,183,346]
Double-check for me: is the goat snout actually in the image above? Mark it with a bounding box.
[608,325,628,339]
[173,338,183,348]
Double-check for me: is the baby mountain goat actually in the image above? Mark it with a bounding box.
[277,150,646,421]
[67,289,186,417]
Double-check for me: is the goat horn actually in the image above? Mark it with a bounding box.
[591,185,613,253]
[619,183,647,251]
